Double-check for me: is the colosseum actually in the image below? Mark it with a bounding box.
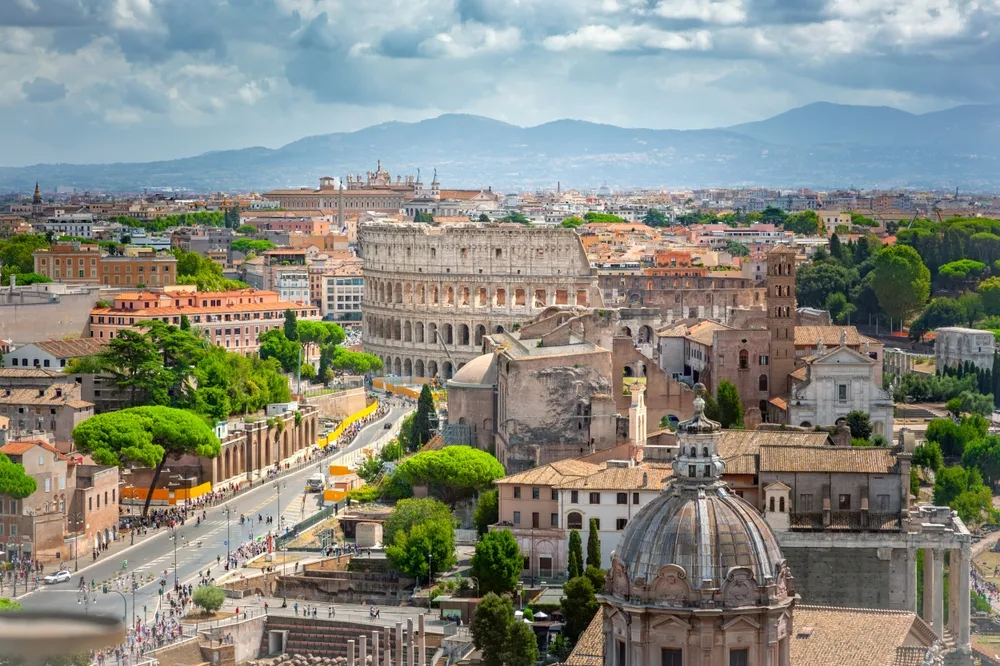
[359,222,601,379]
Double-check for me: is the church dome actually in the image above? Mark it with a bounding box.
[607,385,790,608]
[446,353,496,387]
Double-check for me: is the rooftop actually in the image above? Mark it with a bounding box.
[759,445,896,474]
[496,459,602,486]
[30,338,106,359]
[0,439,66,459]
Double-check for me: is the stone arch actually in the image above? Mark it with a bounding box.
[417,283,425,304]
[415,359,425,378]
[475,287,488,307]
[393,319,401,341]
[428,360,439,379]
[799,421,812,428]
[379,282,385,303]
[393,357,402,376]
[495,325,505,333]
[404,358,412,376]
[403,321,412,342]
[443,361,454,379]
[428,322,438,343]
[514,288,525,306]
[638,325,653,344]
[415,321,425,343]
[444,323,454,345]
[430,285,439,305]
[444,286,455,306]
[394,283,402,303]
[621,326,633,338]
[458,324,470,346]
[475,324,486,347]
[460,286,470,306]
[495,288,506,307]
[404,282,412,304]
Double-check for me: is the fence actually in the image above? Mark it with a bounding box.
[319,401,380,449]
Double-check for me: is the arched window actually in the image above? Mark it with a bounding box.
[688,465,696,478]
[769,497,775,512]
[779,497,786,512]
[702,447,709,457]
[739,350,749,369]
[567,512,583,530]
[690,447,696,457]
[759,374,769,392]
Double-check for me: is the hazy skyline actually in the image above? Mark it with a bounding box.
[1,0,996,166]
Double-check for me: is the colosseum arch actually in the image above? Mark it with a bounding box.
[428,360,439,378]
[445,286,455,306]
[415,359,425,378]
[459,324,470,346]
[404,359,412,376]
[495,288,506,307]
[460,287,470,306]
[475,324,486,347]
[379,282,386,303]
[443,361,454,379]
[404,321,412,342]
[430,285,439,305]
[495,325,505,333]
[476,287,488,307]
[417,284,425,304]
[393,319,402,340]
[444,324,454,344]
[393,358,402,376]
[394,283,403,303]
[428,323,438,343]
[415,322,425,343]
[514,288,526,306]
[404,283,412,304]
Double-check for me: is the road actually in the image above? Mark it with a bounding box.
[16,402,409,625]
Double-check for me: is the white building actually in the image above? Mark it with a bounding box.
[785,336,894,438]
[323,274,364,321]
[36,214,95,239]
[935,326,996,372]
[274,269,310,304]
[1,338,105,370]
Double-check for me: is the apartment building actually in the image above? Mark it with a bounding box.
[0,378,94,447]
[33,243,178,287]
[1,338,105,370]
[87,288,320,354]
[323,271,364,321]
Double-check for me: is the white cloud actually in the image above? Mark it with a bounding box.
[104,108,143,124]
[544,24,713,52]
[419,23,521,58]
[653,0,747,25]
[110,0,162,32]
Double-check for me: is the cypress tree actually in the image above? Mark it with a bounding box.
[587,518,601,569]
[568,530,583,579]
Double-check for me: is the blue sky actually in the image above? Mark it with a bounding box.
[1,0,997,164]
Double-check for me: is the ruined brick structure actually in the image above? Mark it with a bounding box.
[360,222,601,379]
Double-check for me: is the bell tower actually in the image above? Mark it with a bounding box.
[766,244,797,396]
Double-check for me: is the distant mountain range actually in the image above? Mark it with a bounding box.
[4,102,1000,193]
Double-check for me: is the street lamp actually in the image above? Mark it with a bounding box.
[70,512,83,572]
[170,528,181,589]
[223,506,232,562]
[273,481,286,534]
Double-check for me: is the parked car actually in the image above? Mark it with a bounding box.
[44,570,72,584]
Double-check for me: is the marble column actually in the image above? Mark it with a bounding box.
[395,622,403,666]
[349,640,355,666]
[407,618,415,666]
[948,549,960,636]
[933,548,945,637]
[418,615,426,666]
[373,631,379,666]
[361,635,368,666]
[959,546,972,651]
[922,548,935,624]
[384,626,391,666]
[904,546,917,612]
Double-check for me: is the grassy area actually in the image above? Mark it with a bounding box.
[284,514,344,550]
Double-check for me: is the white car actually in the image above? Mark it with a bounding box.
[43,570,72,584]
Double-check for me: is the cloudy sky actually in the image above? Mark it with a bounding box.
[1,0,997,165]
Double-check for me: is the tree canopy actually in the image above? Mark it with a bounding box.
[470,593,514,666]
[384,498,456,580]
[393,446,504,506]
[72,406,220,515]
[473,488,498,536]
[0,453,37,499]
[172,248,246,291]
[643,209,669,227]
[192,585,225,613]
[561,576,599,642]
[716,380,743,428]
[782,210,821,235]
[470,529,521,596]
[583,211,627,224]
[230,238,276,255]
[871,245,931,322]
[560,216,584,229]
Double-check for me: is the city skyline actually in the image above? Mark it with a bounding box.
[1,0,998,164]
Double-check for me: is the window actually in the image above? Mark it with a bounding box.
[44,478,50,493]
[513,511,521,525]
[551,489,558,501]
[729,649,749,666]
[88,496,92,511]
[571,490,579,504]
[551,513,559,527]
[59,476,65,490]
[662,648,683,666]
[589,492,600,504]
[532,512,539,528]
[800,494,813,512]
[513,487,521,499]
[838,384,848,401]
[758,374,768,392]
[567,512,583,530]
[769,496,775,512]
[633,492,639,504]
[0,525,4,535]
[759,355,769,365]
[523,555,530,570]
[738,349,749,369]
[616,518,628,530]
[38,455,44,466]
[9,525,15,537]
[617,492,628,505]
[779,497,785,512]
[877,494,890,511]
[838,494,851,510]
[617,641,626,666]
[532,487,540,500]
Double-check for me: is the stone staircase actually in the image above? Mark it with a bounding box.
[260,616,438,663]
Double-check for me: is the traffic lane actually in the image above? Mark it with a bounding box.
[20,404,407,611]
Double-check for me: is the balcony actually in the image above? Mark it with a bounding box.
[790,511,901,532]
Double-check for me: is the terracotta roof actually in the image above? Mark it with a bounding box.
[790,366,808,382]
[717,430,831,476]
[768,244,797,254]
[0,368,66,379]
[769,397,788,410]
[30,338,106,359]
[0,386,91,407]
[791,606,932,666]
[1,439,66,459]
[497,459,602,486]
[563,611,603,666]
[686,320,731,346]
[555,464,673,491]
[91,299,317,318]
[760,445,896,474]
[794,326,868,347]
